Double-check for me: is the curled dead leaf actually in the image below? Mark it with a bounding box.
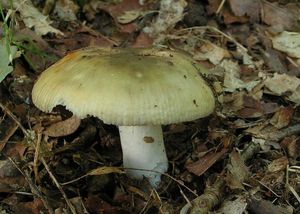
[186,148,228,176]
[226,150,250,190]
[117,10,143,24]
[272,31,300,58]
[43,116,81,137]
[264,73,300,104]
[88,166,125,176]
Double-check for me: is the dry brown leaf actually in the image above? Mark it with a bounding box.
[194,42,231,65]
[186,148,227,176]
[280,136,300,159]
[226,150,250,190]
[88,166,125,176]
[272,31,300,58]
[53,0,79,22]
[13,198,46,214]
[221,60,260,92]
[217,195,247,214]
[270,106,293,129]
[248,198,293,214]
[236,95,264,118]
[264,73,300,104]
[43,116,81,137]
[228,0,260,21]
[0,0,63,36]
[143,0,187,39]
[262,2,300,32]
[117,10,143,24]
[267,156,288,173]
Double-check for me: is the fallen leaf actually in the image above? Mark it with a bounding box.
[88,166,125,176]
[186,148,227,176]
[84,194,127,213]
[53,0,79,22]
[280,136,300,159]
[0,40,18,82]
[270,106,293,129]
[12,198,46,214]
[117,10,143,24]
[11,0,63,36]
[248,198,293,214]
[44,116,81,137]
[272,31,300,58]
[217,195,247,214]
[226,150,250,190]
[267,156,288,173]
[221,60,260,92]
[262,2,300,32]
[194,42,231,65]
[228,0,260,21]
[264,73,300,104]
[236,95,264,118]
[143,0,187,39]
[261,48,287,74]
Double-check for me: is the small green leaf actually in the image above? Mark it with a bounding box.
[0,40,17,82]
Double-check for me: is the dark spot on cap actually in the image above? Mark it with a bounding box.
[144,136,154,143]
[183,75,187,79]
[169,54,173,57]
[193,99,198,107]
[154,105,158,108]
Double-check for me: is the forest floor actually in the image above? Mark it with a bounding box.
[0,0,300,213]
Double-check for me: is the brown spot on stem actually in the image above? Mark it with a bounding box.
[143,136,154,143]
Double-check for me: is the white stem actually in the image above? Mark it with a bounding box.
[118,125,168,187]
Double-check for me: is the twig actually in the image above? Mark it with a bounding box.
[181,138,262,213]
[216,0,226,14]
[176,26,248,53]
[1,102,77,214]
[8,157,54,214]
[0,102,29,135]
[257,180,281,198]
[286,165,300,204]
[33,131,42,183]
[273,124,300,141]
[39,156,78,214]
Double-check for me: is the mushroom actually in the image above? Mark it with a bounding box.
[32,47,215,187]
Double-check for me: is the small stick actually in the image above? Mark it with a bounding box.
[216,0,226,14]
[9,157,54,214]
[1,102,77,214]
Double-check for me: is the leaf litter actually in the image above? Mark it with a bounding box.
[0,0,300,213]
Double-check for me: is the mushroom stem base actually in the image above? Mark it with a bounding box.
[118,125,168,187]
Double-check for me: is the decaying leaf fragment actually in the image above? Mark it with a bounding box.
[186,148,228,176]
[272,31,300,58]
[0,0,63,36]
[53,0,79,22]
[44,116,81,137]
[117,10,143,24]
[226,150,250,190]
[143,0,187,38]
[88,166,125,176]
[228,0,260,21]
[264,73,300,104]
[221,60,260,92]
[194,42,231,65]
[0,40,18,82]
